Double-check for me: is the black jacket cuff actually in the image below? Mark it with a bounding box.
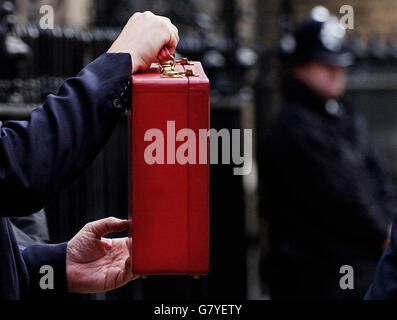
[21,242,68,299]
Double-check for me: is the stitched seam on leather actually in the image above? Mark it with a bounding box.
[185,63,191,275]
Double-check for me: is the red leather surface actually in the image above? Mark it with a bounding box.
[130,61,210,275]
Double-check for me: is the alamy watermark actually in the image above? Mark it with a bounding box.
[144,121,252,176]
[339,265,354,290]
[311,5,354,30]
[39,265,54,290]
[339,5,354,30]
[39,5,54,30]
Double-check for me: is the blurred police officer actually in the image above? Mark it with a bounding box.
[262,7,397,300]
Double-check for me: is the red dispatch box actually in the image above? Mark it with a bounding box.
[129,50,210,276]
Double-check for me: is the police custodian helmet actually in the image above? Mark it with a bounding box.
[280,6,354,67]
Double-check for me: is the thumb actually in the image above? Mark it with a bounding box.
[86,217,130,238]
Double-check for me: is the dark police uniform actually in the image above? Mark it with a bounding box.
[0,52,132,299]
[261,7,397,300]
[263,75,396,300]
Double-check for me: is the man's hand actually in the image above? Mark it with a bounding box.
[66,217,139,294]
[108,11,179,74]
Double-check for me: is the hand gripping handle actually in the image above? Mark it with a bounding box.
[158,47,173,64]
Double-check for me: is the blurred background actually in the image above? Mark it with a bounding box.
[2,0,397,300]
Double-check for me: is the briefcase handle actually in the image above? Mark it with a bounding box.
[157,47,198,78]
[158,47,195,66]
[158,47,173,64]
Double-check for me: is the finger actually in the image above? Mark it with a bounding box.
[166,28,179,55]
[87,217,129,238]
[132,274,141,281]
[101,237,113,249]
[131,12,142,19]
[170,24,179,40]
[159,16,171,24]
[122,257,140,283]
[124,257,132,279]
[170,26,179,44]
[164,21,179,44]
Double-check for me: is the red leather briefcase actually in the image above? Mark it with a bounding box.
[129,49,210,276]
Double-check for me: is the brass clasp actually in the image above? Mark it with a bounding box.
[159,56,199,78]
[159,60,184,78]
[175,57,194,66]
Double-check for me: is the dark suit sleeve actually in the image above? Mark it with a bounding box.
[10,211,50,246]
[272,107,390,243]
[21,242,69,298]
[0,52,132,217]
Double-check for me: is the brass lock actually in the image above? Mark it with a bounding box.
[159,55,199,78]
[175,57,194,66]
